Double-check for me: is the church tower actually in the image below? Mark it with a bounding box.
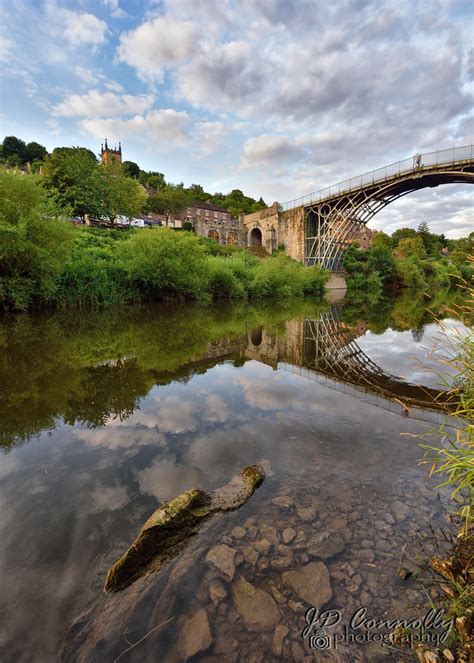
[101,139,122,165]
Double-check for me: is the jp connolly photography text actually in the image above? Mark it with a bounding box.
[0,0,472,662]
[302,606,455,652]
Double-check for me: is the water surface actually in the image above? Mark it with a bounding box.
[0,293,469,662]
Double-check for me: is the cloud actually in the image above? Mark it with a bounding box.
[80,108,190,145]
[117,16,199,79]
[241,134,305,167]
[58,8,108,47]
[100,0,128,19]
[53,90,154,117]
[194,121,226,155]
[176,41,264,111]
[0,35,14,64]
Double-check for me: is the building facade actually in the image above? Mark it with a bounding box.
[181,202,245,245]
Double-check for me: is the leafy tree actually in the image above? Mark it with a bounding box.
[2,136,27,165]
[367,245,396,282]
[41,147,103,220]
[0,169,73,310]
[391,227,418,246]
[417,220,430,235]
[397,236,426,260]
[147,185,191,226]
[99,161,147,224]
[25,141,48,163]
[371,231,392,250]
[343,244,365,273]
[139,170,166,191]
[122,160,140,179]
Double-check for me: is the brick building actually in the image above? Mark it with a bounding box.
[181,201,244,245]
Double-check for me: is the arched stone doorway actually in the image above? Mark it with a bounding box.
[227,231,238,245]
[249,227,262,246]
[208,229,220,241]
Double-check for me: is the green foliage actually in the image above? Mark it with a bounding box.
[395,258,427,290]
[147,185,191,225]
[122,160,140,179]
[0,136,48,167]
[0,169,73,310]
[207,256,247,299]
[99,161,147,223]
[119,228,209,300]
[370,232,392,250]
[397,236,427,259]
[367,245,396,283]
[392,227,418,246]
[41,147,103,219]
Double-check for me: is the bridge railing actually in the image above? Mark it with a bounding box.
[280,144,473,212]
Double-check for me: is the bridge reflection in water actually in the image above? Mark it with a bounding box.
[206,307,455,424]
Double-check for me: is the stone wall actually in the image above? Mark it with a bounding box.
[241,204,305,261]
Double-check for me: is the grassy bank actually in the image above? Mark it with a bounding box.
[0,169,328,311]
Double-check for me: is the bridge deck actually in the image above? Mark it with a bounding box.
[280,144,473,212]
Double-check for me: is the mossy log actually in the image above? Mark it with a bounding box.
[104,464,265,593]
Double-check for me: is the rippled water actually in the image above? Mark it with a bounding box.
[0,294,470,662]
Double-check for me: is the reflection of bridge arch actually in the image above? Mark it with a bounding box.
[297,308,455,415]
[280,145,474,269]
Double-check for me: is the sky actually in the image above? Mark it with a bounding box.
[0,0,472,236]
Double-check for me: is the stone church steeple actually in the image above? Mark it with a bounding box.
[101,139,122,165]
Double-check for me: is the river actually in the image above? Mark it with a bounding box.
[0,291,470,662]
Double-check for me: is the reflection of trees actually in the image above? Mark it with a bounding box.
[0,300,323,451]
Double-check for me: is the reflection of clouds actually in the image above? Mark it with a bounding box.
[357,320,470,388]
[138,458,206,500]
[88,484,129,513]
[152,395,200,433]
[75,425,162,449]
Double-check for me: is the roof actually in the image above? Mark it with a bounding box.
[192,201,229,213]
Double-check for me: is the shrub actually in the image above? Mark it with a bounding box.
[395,258,427,290]
[0,169,73,310]
[207,256,247,299]
[367,245,396,283]
[119,228,209,300]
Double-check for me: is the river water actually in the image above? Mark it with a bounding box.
[0,293,470,662]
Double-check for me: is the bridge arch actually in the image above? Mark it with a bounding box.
[278,145,474,269]
[249,227,262,246]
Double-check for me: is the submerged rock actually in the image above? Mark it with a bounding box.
[206,544,237,581]
[306,531,345,559]
[231,575,280,631]
[104,464,265,592]
[179,608,212,661]
[282,561,332,607]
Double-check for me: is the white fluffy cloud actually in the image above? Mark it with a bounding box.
[117,16,199,79]
[81,109,190,145]
[53,90,154,117]
[195,121,226,154]
[59,8,107,47]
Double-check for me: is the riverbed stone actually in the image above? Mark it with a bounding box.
[296,505,317,522]
[272,624,289,656]
[206,543,236,581]
[231,575,280,631]
[254,538,272,555]
[306,531,345,559]
[271,495,295,509]
[282,527,296,544]
[179,608,212,660]
[241,545,259,566]
[392,499,411,521]
[230,526,246,540]
[259,524,280,544]
[209,578,227,606]
[282,561,332,606]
